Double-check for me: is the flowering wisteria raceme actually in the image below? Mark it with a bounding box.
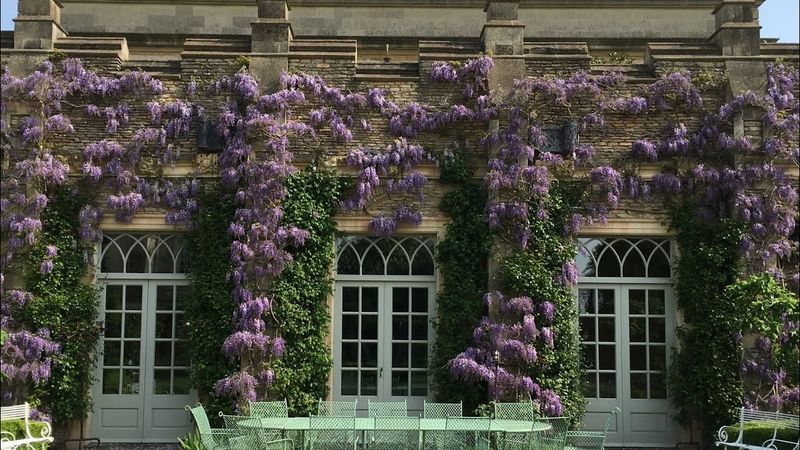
[646,71,703,111]
[449,291,564,412]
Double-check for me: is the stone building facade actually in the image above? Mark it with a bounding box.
[2,0,798,447]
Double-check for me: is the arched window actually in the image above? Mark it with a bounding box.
[335,236,435,276]
[576,238,671,279]
[101,234,188,274]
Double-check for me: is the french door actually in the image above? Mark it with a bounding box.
[332,282,435,415]
[91,280,195,442]
[577,283,679,447]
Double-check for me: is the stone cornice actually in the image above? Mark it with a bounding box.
[58,0,717,7]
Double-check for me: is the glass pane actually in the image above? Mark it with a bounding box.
[176,249,189,273]
[577,239,603,277]
[361,343,378,367]
[650,345,666,371]
[103,369,120,394]
[337,246,360,275]
[393,316,409,340]
[597,318,615,342]
[597,290,614,314]
[157,286,173,310]
[174,341,189,366]
[598,373,616,398]
[152,244,174,273]
[650,373,667,399]
[342,315,359,339]
[362,315,378,340]
[122,369,140,394]
[101,243,124,273]
[341,370,358,395]
[343,287,359,312]
[105,313,122,338]
[411,249,434,275]
[579,317,595,342]
[630,318,646,342]
[175,286,190,311]
[411,343,427,368]
[156,314,173,339]
[123,341,141,367]
[105,285,123,310]
[631,373,648,399]
[386,248,410,275]
[411,316,428,340]
[362,287,378,312]
[342,343,358,367]
[393,343,409,368]
[103,341,121,366]
[649,318,665,342]
[629,290,646,315]
[175,313,187,337]
[648,249,671,278]
[412,288,428,312]
[155,341,172,366]
[578,289,595,314]
[124,313,141,338]
[584,373,597,397]
[635,240,657,263]
[392,371,409,396]
[597,248,621,277]
[173,369,190,394]
[126,243,148,273]
[630,345,646,370]
[125,285,142,310]
[582,344,596,369]
[411,372,427,396]
[598,345,615,370]
[361,246,384,275]
[393,288,409,312]
[649,290,665,315]
[622,250,646,277]
[154,369,171,394]
[361,371,377,396]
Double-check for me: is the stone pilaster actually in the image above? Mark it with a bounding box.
[13,0,66,50]
[710,0,761,57]
[250,0,292,93]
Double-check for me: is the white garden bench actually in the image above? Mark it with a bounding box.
[0,403,54,450]
[716,408,799,450]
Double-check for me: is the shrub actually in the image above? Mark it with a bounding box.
[0,419,50,449]
[722,421,800,450]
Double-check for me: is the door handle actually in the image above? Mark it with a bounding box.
[379,367,383,378]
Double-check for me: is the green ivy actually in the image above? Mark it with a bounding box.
[22,188,100,427]
[499,183,585,422]
[668,201,745,443]
[430,153,491,414]
[270,166,343,416]
[184,185,238,423]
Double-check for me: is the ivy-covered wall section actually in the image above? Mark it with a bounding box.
[22,189,100,426]
[270,167,342,416]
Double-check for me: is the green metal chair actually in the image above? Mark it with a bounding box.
[423,401,462,449]
[372,416,420,450]
[368,399,408,417]
[317,399,357,417]
[307,415,359,450]
[444,416,491,450]
[564,407,621,450]
[250,399,289,418]
[185,403,257,450]
[495,401,535,450]
[530,416,570,450]
[220,413,290,449]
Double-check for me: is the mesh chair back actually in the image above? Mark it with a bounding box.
[495,401,535,421]
[445,417,491,450]
[308,415,358,450]
[369,400,408,417]
[423,401,462,418]
[317,399,357,417]
[186,404,221,450]
[534,416,570,450]
[565,407,620,450]
[220,413,283,445]
[250,399,289,418]
[373,416,420,450]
